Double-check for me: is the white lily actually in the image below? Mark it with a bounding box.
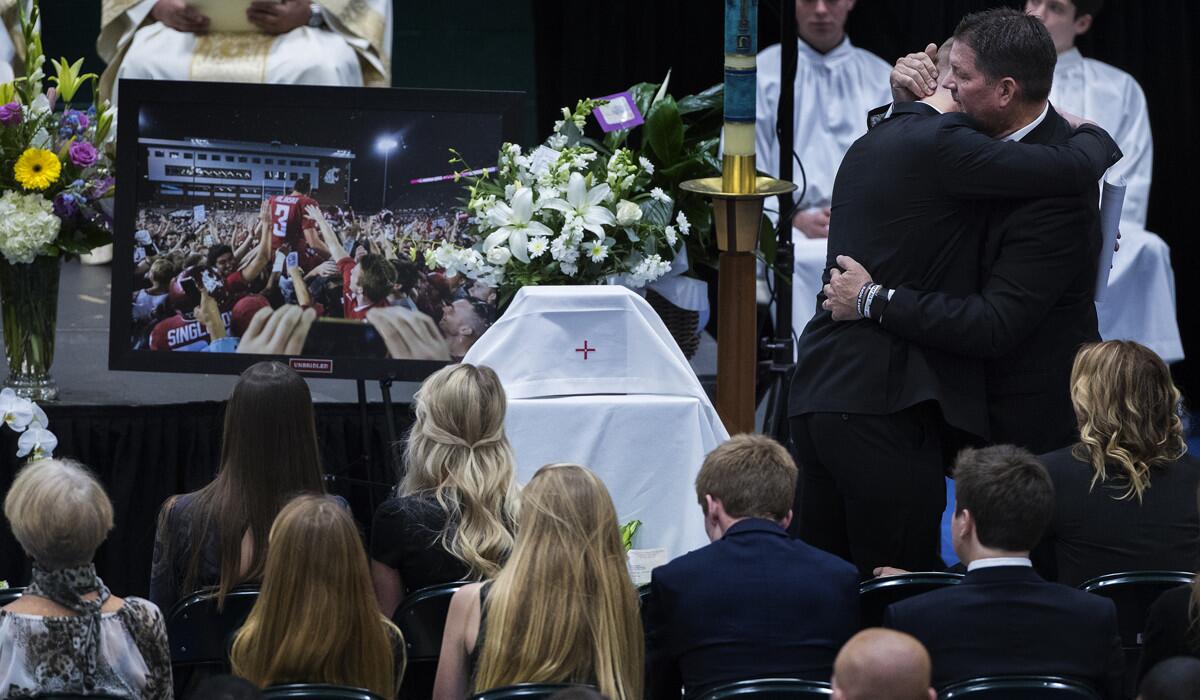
[482,187,553,263]
[541,172,615,238]
[17,421,56,459]
[0,388,33,431]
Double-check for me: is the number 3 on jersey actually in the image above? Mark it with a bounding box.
[272,203,292,240]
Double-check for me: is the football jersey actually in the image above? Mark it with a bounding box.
[267,194,319,252]
[149,313,210,352]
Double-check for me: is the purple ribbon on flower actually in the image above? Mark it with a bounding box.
[69,141,97,168]
[0,102,22,127]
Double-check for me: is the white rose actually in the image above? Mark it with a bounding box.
[486,246,512,266]
[615,199,643,226]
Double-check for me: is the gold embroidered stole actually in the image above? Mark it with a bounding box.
[189,32,273,83]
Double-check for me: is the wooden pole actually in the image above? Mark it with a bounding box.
[716,251,757,433]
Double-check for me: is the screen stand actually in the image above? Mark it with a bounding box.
[379,377,400,479]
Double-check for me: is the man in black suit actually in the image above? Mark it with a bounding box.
[788,21,1120,576]
[884,445,1124,697]
[643,434,860,699]
[823,9,1111,454]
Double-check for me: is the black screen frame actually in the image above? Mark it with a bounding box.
[110,79,521,382]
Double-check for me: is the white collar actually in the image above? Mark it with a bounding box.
[1004,102,1051,142]
[967,556,1033,571]
[796,35,854,66]
[1057,47,1084,69]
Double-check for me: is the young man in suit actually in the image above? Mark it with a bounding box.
[643,434,860,699]
[824,8,1118,454]
[884,445,1124,698]
[832,628,936,700]
[788,13,1121,577]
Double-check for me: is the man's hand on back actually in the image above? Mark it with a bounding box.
[822,255,875,321]
[1058,109,1096,130]
[890,43,939,103]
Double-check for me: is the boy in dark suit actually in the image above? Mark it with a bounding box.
[884,445,1124,698]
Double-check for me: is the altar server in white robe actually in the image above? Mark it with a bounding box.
[1028,0,1183,362]
[97,0,391,103]
[755,0,891,333]
[0,0,28,84]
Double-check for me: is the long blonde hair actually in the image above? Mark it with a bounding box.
[473,464,643,700]
[1070,341,1187,502]
[231,496,402,697]
[401,363,519,579]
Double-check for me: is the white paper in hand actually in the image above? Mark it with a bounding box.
[1095,177,1126,303]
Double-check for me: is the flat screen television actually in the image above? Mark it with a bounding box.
[110,79,520,381]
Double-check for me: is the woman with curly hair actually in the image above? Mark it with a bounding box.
[1034,340,1198,586]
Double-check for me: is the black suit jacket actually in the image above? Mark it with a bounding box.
[789,102,1119,441]
[1032,447,1200,587]
[1140,584,1200,681]
[643,519,860,699]
[879,107,1119,452]
[885,565,1125,699]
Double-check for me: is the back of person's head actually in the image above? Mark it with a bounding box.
[474,464,643,700]
[832,628,936,700]
[186,361,325,602]
[1138,657,1200,700]
[1070,340,1187,501]
[695,433,796,521]
[4,459,113,570]
[149,257,176,286]
[230,495,400,698]
[954,445,1054,552]
[293,176,311,195]
[357,253,397,304]
[187,674,265,700]
[401,363,519,579]
[953,7,1057,103]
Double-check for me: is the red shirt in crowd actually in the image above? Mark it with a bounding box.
[267,193,319,253]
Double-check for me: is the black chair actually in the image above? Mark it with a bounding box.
[393,581,466,700]
[0,586,24,606]
[470,683,593,700]
[697,678,833,700]
[264,684,385,700]
[1078,570,1194,699]
[166,585,260,669]
[858,572,963,629]
[938,675,1101,699]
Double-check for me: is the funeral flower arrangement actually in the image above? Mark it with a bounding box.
[434,79,722,305]
[0,388,56,460]
[0,2,114,265]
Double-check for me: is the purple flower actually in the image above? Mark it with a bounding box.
[69,141,97,168]
[88,176,114,199]
[53,193,79,220]
[0,102,22,127]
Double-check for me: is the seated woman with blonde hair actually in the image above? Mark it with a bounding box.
[433,464,643,700]
[1,459,172,698]
[1034,340,1199,586]
[370,363,520,616]
[231,494,404,697]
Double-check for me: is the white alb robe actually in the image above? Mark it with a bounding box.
[1051,48,1182,362]
[755,37,891,334]
[98,0,392,103]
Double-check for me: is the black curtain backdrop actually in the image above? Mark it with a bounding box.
[0,403,411,597]
[533,0,1200,401]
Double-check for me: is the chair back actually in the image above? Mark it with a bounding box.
[263,684,385,700]
[858,572,963,629]
[165,585,260,667]
[697,678,834,700]
[0,586,24,607]
[938,675,1101,699]
[1078,571,1194,647]
[470,683,594,700]
[392,581,466,700]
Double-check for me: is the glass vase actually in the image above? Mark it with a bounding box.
[0,255,61,401]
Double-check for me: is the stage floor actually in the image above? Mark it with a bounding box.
[27,260,718,406]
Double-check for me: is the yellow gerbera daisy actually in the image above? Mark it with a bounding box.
[14,148,61,191]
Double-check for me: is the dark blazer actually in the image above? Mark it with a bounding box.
[1140,584,1200,681]
[789,101,1119,441]
[644,518,860,699]
[1033,446,1200,587]
[879,107,1119,453]
[884,565,1125,699]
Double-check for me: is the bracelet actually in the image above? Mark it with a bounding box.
[864,284,880,319]
[856,282,872,318]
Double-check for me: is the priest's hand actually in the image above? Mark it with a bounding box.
[822,255,874,321]
[247,0,312,35]
[890,43,939,102]
[151,0,210,33]
[367,306,452,361]
[792,207,831,239]
[237,305,316,355]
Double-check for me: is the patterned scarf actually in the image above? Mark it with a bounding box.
[25,562,111,682]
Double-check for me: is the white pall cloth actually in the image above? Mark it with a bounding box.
[462,285,729,558]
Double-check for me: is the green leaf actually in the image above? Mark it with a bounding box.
[758,213,777,268]
[645,95,684,165]
[620,519,642,551]
[677,82,723,116]
[627,82,660,120]
[639,197,672,227]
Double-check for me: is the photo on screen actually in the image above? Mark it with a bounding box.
[110,80,521,381]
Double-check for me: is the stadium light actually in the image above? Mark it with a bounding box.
[377,136,399,209]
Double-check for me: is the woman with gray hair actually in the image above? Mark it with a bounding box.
[0,459,173,698]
